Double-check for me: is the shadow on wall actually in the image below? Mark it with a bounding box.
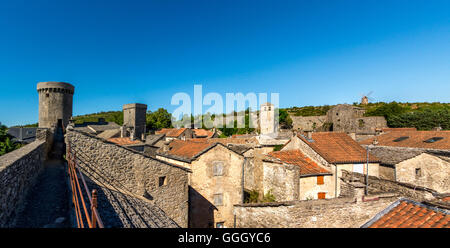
[74,154,176,228]
[189,186,216,228]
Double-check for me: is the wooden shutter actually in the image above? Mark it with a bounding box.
[318,192,326,199]
[317,176,324,185]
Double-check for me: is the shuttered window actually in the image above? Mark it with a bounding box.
[318,192,326,199]
[317,176,324,185]
[213,161,224,176]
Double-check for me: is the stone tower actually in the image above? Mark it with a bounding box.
[123,103,147,140]
[259,102,276,135]
[37,82,74,129]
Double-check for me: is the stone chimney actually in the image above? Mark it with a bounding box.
[130,128,135,141]
[305,130,313,140]
[120,126,126,138]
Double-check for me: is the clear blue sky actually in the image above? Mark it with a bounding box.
[1,0,449,126]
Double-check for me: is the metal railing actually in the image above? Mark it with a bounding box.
[66,141,104,228]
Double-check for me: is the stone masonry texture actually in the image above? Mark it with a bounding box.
[0,140,46,227]
[65,130,190,227]
[233,196,399,228]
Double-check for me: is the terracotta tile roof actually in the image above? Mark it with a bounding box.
[382,128,417,132]
[193,129,215,138]
[163,139,215,160]
[189,137,259,146]
[363,199,450,228]
[108,137,143,146]
[298,132,380,164]
[155,128,187,137]
[359,131,450,150]
[267,150,331,176]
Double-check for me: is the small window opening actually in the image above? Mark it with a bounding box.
[158,176,167,187]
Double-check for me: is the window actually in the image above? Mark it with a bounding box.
[213,161,224,176]
[317,176,324,185]
[415,168,422,178]
[158,176,167,187]
[424,137,444,143]
[393,136,409,142]
[214,193,223,206]
[216,222,225,228]
[318,192,326,199]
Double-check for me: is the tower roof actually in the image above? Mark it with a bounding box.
[37,81,74,92]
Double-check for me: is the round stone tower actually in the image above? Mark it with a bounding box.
[37,82,74,129]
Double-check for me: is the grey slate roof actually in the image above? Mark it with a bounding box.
[74,121,120,134]
[145,134,166,146]
[368,146,424,166]
[7,127,37,143]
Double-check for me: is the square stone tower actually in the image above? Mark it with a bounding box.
[259,102,277,135]
[123,103,147,140]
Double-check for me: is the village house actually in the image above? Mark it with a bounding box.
[359,130,450,193]
[155,139,245,228]
[282,132,381,198]
[262,150,333,201]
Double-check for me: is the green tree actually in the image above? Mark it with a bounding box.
[146,108,173,131]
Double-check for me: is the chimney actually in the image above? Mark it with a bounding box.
[130,128,135,141]
[120,126,126,138]
[306,130,313,140]
[348,132,356,140]
[141,132,146,141]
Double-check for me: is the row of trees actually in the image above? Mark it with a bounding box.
[364,102,450,130]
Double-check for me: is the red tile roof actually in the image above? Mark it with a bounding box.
[108,137,143,146]
[193,129,215,138]
[155,128,188,137]
[364,199,450,228]
[382,128,417,132]
[298,132,380,164]
[359,130,450,150]
[163,139,215,160]
[267,150,331,176]
[189,137,259,146]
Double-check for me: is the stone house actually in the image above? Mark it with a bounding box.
[360,130,450,193]
[155,139,245,228]
[282,132,380,197]
[155,128,193,141]
[262,150,333,201]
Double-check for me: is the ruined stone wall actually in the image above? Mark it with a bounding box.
[262,161,299,201]
[396,153,450,193]
[233,196,398,228]
[290,115,327,131]
[65,130,190,227]
[0,140,46,227]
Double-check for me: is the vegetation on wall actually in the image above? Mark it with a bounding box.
[285,102,450,130]
[361,102,450,130]
[0,122,24,156]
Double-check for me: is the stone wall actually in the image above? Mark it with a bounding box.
[233,196,398,228]
[0,140,46,227]
[65,130,190,227]
[262,161,299,201]
[396,153,450,193]
[290,115,327,131]
[340,170,436,201]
